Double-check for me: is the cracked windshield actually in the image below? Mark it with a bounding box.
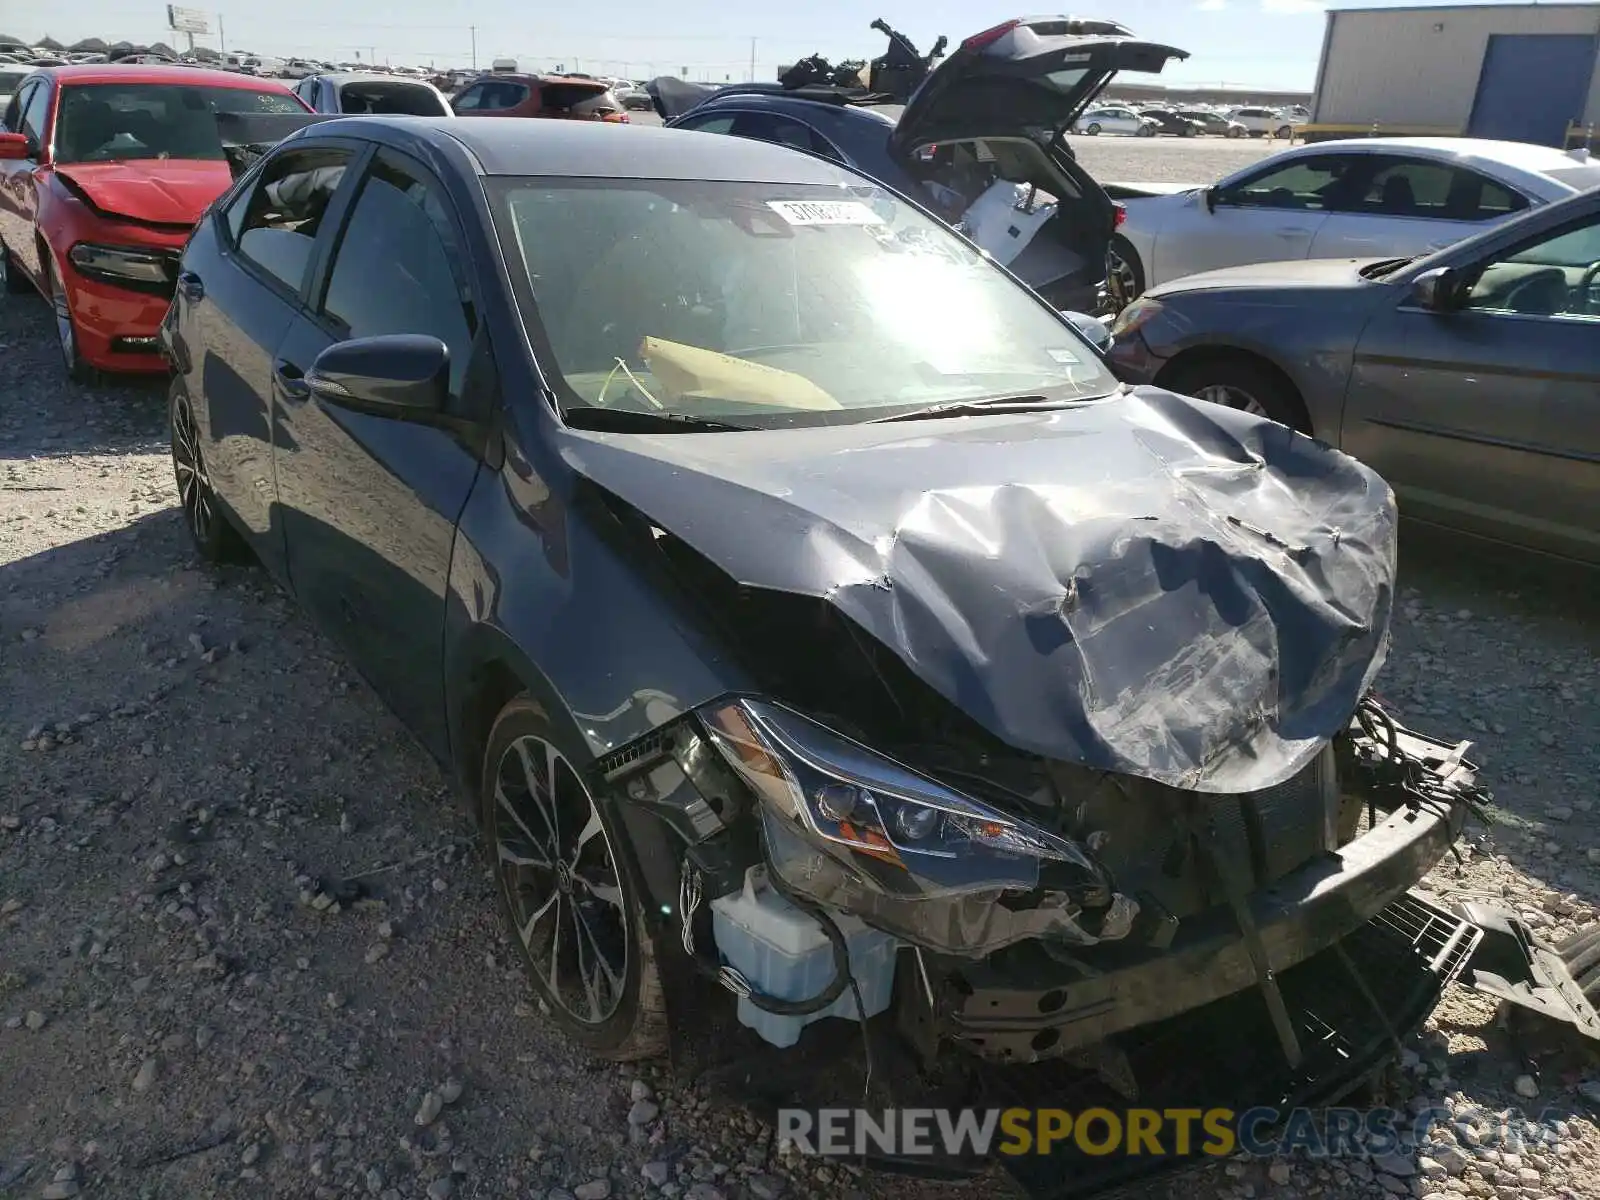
[493,178,1117,428]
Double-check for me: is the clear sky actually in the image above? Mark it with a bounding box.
[8,0,1519,90]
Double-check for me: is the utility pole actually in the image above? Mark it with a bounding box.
[218,14,226,53]
[749,37,756,82]
[470,25,477,70]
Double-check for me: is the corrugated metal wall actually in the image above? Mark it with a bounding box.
[1313,4,1600,130]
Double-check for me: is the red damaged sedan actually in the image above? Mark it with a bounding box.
[0,65,308,382]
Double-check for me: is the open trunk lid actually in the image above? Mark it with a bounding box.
[888,18,1188,155]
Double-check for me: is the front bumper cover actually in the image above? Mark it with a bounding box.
[947,790,1469,1062]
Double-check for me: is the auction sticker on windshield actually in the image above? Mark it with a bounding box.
[768,200,884,226]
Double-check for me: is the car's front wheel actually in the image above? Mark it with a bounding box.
[1136,123,1155,138]
[49,261,100,386]
[170,381,249,564]
[1084,122,1101,136]
[482,696,668,1061]
[1226,125,1243,138]
[1166,355,1312,434]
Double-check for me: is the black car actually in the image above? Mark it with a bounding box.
[1138,107,1203,137]
[162,112,1503,1175]
[652,17,1189,313]
[1178,107,1245,137]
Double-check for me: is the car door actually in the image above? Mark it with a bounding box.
[271,146,487,755]
[1342,206,1600,560]
[0,79,52,283]
[1156,152,1366,284]
[186,142,363,572]
[1309,154,1530,261]
[0,79,38,271]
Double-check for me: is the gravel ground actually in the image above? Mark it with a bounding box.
[3,239,1599,1200]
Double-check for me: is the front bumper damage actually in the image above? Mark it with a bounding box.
[602,696,1502,1192]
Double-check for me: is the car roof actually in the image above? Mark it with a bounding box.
[318,72,438,88]
[307,116,861,183]
[474,73,609,87]
[32,63,295,89]
[694,90,899,126]
[1296,135,1586,171]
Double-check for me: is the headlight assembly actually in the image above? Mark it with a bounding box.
[1107,294,1164,338]
[69,243,177,290]
[695,699,1136,956]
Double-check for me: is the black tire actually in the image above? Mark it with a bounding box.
[1226,126,1243,139]
[481,695,668,1061]
[1085,122,1101,136]
[1276,125,1293,140]
[1106,234,1146,310]
[1164,355,1312,434]
[0,244,29,294]
[48,259,101,386]
[169,380,250,564]
[1136,123,1155,138]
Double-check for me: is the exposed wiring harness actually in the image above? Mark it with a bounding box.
[1354,695,1494,825]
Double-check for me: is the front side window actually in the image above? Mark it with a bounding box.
[676,113,736,136]
[321,152,476,396]
[1464,213,1600,320]
[490,178,1117,430]
[1219,155,1360,211]
[1353,158,1527,222]
[54,83,303,164]
[229,146,353,292]
[451,84,486,111]
[20,81,49,147]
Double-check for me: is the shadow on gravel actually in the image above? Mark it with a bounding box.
[1390,524,1600,914]
[0,296,169,463]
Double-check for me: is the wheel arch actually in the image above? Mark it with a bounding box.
[1153,343,1316,435]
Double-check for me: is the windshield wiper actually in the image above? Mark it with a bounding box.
[869,391,1097,424]
[562,407,750,434]
[1361,255,1419,279]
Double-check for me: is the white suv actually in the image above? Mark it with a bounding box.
[1227,106,1296,139]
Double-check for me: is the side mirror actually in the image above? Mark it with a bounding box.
[1203,186,1218,214]
[1060,310,1112,356]
[1409,266,1464,312]
[0,131,31,160]
[307,334,449,417]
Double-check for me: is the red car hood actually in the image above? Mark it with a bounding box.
[54,160,235,226]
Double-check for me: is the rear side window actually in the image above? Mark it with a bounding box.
[729,111,840,160]
[228,146,354,293]
[538,83,606,112]
[1348,157,1529,222]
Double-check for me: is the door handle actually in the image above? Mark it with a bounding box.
[177,270,204,300]
[274,359,311,402]
[1273,226,1312,238]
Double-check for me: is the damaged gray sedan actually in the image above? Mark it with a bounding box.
[163,114,1529,1195]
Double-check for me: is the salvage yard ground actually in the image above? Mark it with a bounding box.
[2,138,1599,1200]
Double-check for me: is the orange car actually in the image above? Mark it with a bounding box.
[449,73,627,123]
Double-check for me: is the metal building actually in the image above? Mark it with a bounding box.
[1307,3,1600,147]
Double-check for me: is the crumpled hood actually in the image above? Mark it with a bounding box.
[55,160,235,225]
[563,387,1397,794]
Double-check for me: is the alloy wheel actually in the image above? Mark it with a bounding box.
[492,734,629,1026]
[1105,248,1140,311]
[1196,383,1269,418]
[52,280,75,373]
[171,397,217,546]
